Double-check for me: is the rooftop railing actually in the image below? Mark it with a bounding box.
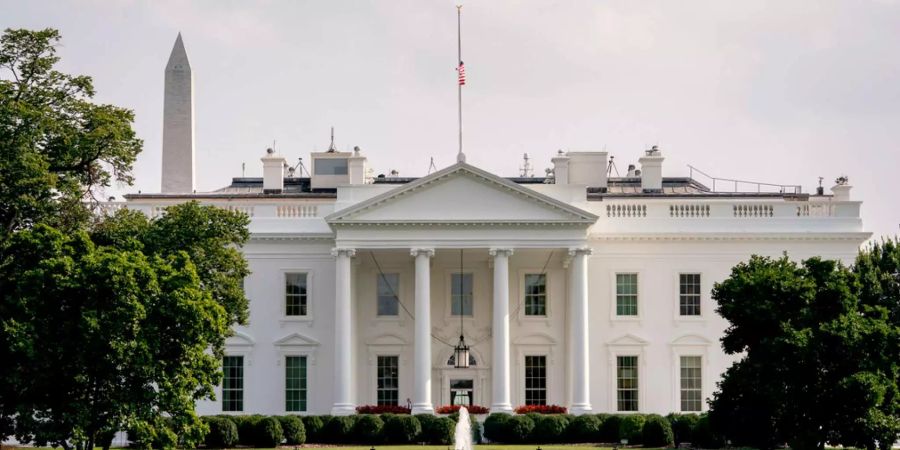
[687,165,803,194]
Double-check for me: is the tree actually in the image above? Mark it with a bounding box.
[0,28,251,450]
[708,254,900,450]
[0,204,249,450]
[0,28,141,236]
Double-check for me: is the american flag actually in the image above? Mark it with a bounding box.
[457,61,466,86]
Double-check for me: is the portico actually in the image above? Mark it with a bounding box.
[325,163,598,415]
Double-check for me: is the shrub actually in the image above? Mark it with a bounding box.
[568,414,603,443]
[599,414,621,443]
[202,416,239,449]
[382,414,421,444]
[532,414,569,443]
[323,415,356,443]
[642,414,674,447]
[471,415,483,444]
[435,404,491,414]
[353,414,385,443]
[514,404,567,414]
[416,414,454,444]
[619,414,646,444]
[508,414,536,443]
[356,404,411,414]
[483,413,511,443]
[229,415,264,446]
[301,415,328,443]
[253,416,284,448]
[666,413,700,445]
[692,414,724,449]
[277,415,306,445]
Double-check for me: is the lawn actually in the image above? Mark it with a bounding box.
[25,446,642,450]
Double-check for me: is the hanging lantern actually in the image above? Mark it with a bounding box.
[453,334,470,369]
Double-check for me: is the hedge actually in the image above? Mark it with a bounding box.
[382,414,421,444]
[642,414,674,447]
[354,414,385,443]
[197,411,717,446]
[202,416,238,449]
[568,414,602,442]
[301,414,328,443]
[532,414,570,443]
[276,415,306,445]
[416,414,455,444]
[323,415,356,443]
[619,414,646,444]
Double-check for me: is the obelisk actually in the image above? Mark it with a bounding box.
[161,33,195,193]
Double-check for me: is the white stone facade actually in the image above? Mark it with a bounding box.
[116,36,869,417]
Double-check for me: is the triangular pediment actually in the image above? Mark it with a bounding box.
[273,332,320,347]
[326,163,597,226]
[608,333,649,347]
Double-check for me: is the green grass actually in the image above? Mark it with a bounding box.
[27,447,637,450]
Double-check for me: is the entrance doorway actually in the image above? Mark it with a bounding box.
[450,379,474,406]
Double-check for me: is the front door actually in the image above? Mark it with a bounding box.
[450,379,474,406]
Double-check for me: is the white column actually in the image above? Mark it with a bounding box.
[568,247,593,414]
[331,247,356,415]
[411,248,435,414]
[489,248,514,413]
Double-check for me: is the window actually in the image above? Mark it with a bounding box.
[285,273,308,316]
[222,356,244,412]
[377,273,400,316]
[524,274,547,316]
[451,273,473,316]
[679,273,701,316]
[524,355,547,405]
[617,355,638,411]
[680,356,702,411]
[377,356,399,406]
[616,273,638,316]
[314,158,348,175]
[285,356,308,412]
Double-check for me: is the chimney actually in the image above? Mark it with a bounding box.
[348,146,367,184]
[831,176,852,201]
[567,151,608,187]
[551,150,570,184]
[638,145,664,193]
[261,148,286,193]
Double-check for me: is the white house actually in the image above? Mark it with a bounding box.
[117,35,869,417]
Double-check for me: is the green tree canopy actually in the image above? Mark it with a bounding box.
[0,28,250,450]
[0,27,141,236]
[709,251,900,450]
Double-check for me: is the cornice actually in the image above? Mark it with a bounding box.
[590,232,872,242]
[325,162,598,224]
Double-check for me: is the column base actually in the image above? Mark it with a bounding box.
[331,404,357,416]
[490,403,514,414]
[411,404,435,415]
[569,403,594,415]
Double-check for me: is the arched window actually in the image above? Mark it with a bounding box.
[447,353,477,366]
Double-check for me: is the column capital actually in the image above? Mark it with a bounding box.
[410,247,435,258]
[488,248,515,257]
[567,247,593,257]
[331,248,357,258]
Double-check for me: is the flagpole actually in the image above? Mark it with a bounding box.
[456,5,465,163]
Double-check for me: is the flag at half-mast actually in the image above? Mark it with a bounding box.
[457,61,466,86]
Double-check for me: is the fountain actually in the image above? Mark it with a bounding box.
[454,406,473,450]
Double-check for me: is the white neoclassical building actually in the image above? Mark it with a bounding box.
[116,36,870,417]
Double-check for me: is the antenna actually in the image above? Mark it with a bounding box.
[519,153,533,177]
[327,126,336,152]
[241,162,246,178]
[428,157,438,174]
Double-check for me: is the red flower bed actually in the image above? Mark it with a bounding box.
[355,404,411,414]
[514,404,567,414]
[435,404,490,414]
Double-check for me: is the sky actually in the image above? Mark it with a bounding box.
[2,0,899,239]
